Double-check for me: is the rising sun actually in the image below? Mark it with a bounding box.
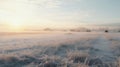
[8,19,24,32]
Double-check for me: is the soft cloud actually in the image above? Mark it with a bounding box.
[13,0,62,8]
[0,0,91,29]
[15,0,82,8]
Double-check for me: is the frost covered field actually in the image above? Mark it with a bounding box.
[0,32,120,67]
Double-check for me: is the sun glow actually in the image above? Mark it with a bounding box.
[7,19,24,32]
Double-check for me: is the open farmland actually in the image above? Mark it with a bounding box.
[0,32,120,67]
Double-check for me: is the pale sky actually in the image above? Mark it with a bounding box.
[0,0,120,31]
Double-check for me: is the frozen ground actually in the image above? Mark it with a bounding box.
[0,32,120,67]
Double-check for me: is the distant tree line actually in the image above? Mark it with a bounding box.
[43,27,120,33]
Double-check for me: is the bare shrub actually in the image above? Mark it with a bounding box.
[67,51,89,63]
[105,30,109,33]
[88,58,103,67]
